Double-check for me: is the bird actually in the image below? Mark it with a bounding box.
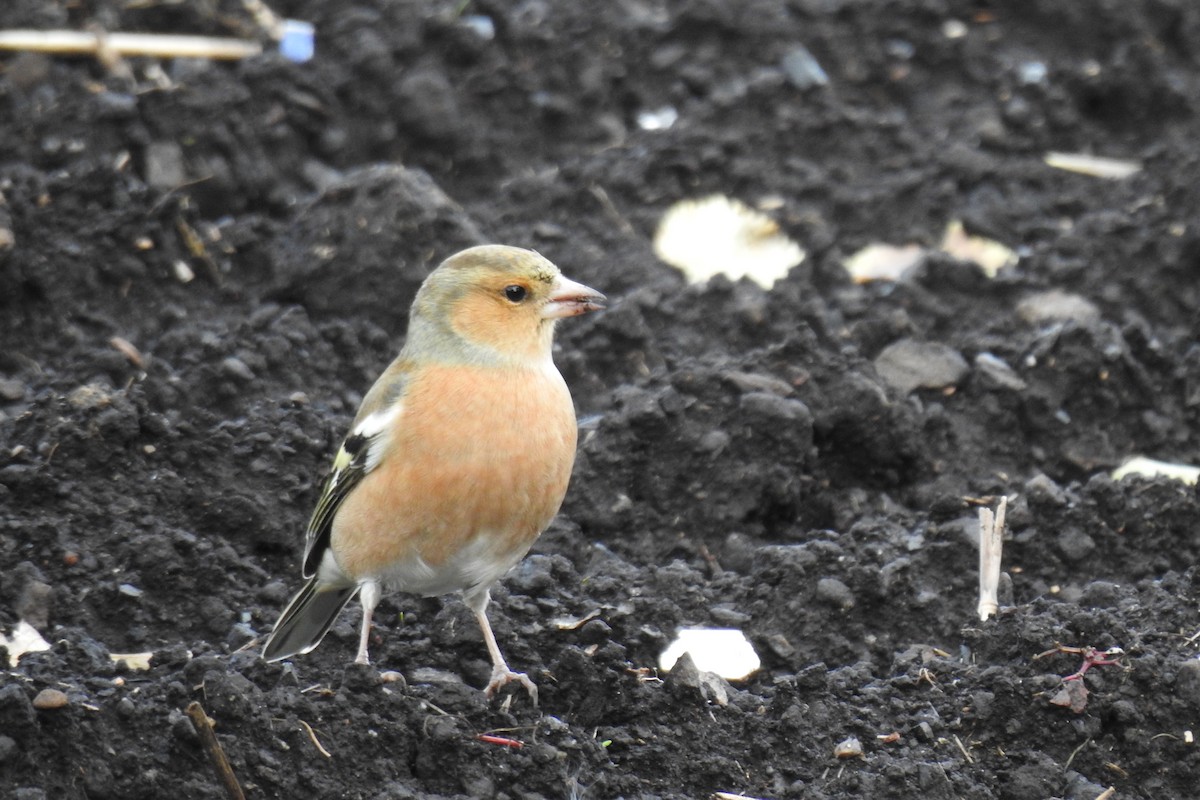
[262,244,605,703]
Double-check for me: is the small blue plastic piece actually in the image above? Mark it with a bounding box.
[280,19,315,63]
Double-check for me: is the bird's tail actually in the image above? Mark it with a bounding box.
[262,578,358,662]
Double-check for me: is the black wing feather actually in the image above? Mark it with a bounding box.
[301,431,375,577]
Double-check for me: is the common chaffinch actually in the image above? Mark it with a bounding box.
[262,245,605,702]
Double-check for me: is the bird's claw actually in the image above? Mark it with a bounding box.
[485,667,538,706]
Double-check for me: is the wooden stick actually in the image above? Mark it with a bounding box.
[1044,152,1140,180]
[185,702,246,800]
[0,30,262,60]
[240,0,285,39]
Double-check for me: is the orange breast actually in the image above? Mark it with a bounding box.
[329,361,577,584]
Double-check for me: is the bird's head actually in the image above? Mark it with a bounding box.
[409,245,605,364]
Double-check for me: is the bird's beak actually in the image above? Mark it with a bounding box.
[542,275,606,319]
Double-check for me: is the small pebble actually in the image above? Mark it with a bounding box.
[1057,528,1096,563]
[529,742,563,764]
[1018,61,1047,85]
[636,106,678,131]
[407,667,465,687]
[834,736,864,758]
[579,618,613,644]
[815,577,855,610]
[722,370,794,397]
[16,580,54,630]
[885,39,915,60]
[68,384,114,410]
[144,141,186,190]
[1049,680,1088,713]
[1016,290,1100,326]
[173,260,195,283]
[533,222,567,240]
[220,357,256,383]
[974,352,1027,391]
[709,605,751,625]
[94,91,138,119]
[0,378,24,401]
[461,14,495,41]
[33,688,69,710]
[697,429,731,455]
[766,633,795,659]
[1024,472,1067,507]
[874,339,969,395]
[942,19,968,39]
[781,45,829,89]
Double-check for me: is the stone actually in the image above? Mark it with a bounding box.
[874,339,969,395]
[32,688,69,710]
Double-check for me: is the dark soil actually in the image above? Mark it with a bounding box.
[3,1,1200,798]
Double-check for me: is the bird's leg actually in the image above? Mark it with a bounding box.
[355,580,381,665]
[467,589,538,705]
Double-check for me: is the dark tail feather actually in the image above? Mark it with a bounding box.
[262,578,358,662]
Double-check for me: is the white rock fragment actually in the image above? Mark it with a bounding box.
[781,45,829,89]
[1018,61,1047,85]
[110,652,154,670]
[1111,456,1200,486]
[654,195,805,289]
[461,15,495,41]
[940,220,1017,278]
[637,106,678,131]
[172,259,196,283]
[844,242,926,283]
[659,628,761,681]
[942,19,968,39]
[843,221,1015,283]
[1,620,52,666]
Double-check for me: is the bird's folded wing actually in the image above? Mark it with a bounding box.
[301,431,372,576]
[301,400,402,577]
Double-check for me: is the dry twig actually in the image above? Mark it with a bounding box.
[184,701,246,800]
[952,734,974,764]
[0,30,262,60]
[977,496,1007,620]
[298,719,332,758]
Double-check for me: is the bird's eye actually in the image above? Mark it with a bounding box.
[504,285,528,303]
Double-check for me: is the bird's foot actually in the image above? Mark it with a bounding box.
[484,666,538,706]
